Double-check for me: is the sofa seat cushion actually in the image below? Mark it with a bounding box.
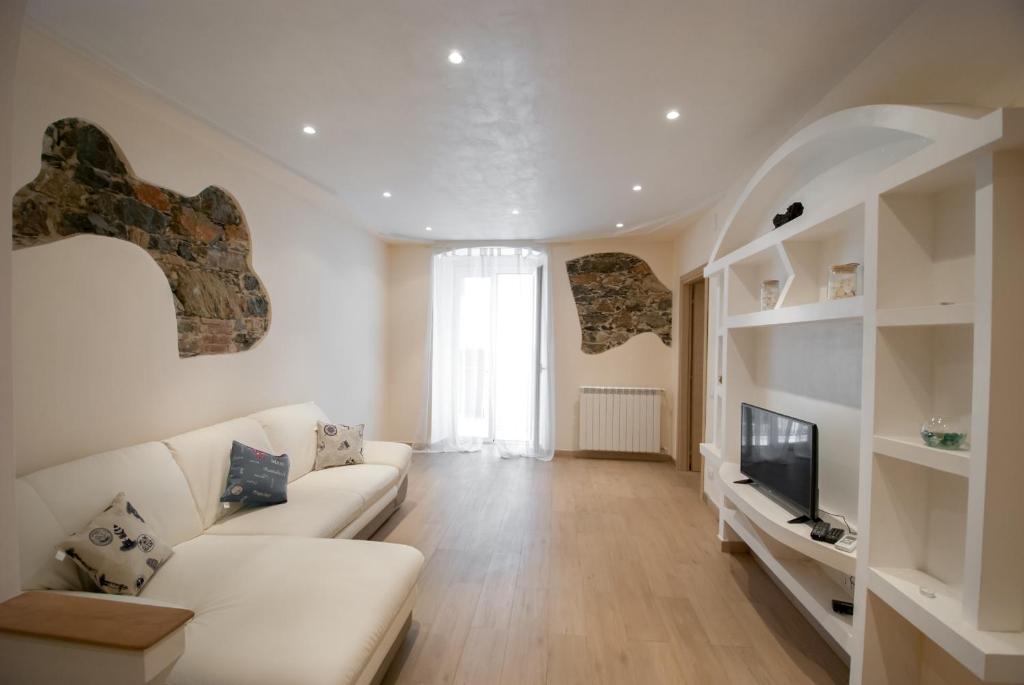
[205,478,365,538]
[299,464,400,513]
[362,441,412,479]
[143,535,423,685]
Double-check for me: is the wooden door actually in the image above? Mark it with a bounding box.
[676,266,708,471]
[688,279,706,471]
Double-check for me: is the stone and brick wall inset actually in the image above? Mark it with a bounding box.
[12,118,270,357]
[565,252,672,354]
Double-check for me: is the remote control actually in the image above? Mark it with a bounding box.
[823,527,845,545]
[834,532,858,553]
[810,521,830,541]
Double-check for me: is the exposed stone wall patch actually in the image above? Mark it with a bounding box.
[565,252,672,354]
[12,118,270,357]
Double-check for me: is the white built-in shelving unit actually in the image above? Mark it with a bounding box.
[700,105,1024,684]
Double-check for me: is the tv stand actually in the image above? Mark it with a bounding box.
[733,478,754,485]
[718,462,855,656]
[787,515,813,524]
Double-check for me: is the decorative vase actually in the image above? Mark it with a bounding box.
[920,416,968,450]
[760,280,780,311]
[828,262,860,299]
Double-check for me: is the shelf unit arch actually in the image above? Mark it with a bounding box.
[700,105,1024,684]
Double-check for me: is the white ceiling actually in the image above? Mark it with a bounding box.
[26,0,920,242]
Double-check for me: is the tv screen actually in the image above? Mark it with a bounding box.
[740,403,817,519]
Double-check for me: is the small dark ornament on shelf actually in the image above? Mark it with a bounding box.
[772,202,804,229]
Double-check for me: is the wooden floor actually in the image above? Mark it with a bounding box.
[374,451,848,685]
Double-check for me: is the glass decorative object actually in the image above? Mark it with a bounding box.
[760,279,780,311]
[828,262,860,299]
[920,416,968,450]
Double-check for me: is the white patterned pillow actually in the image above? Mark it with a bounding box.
[315,421,365,469]
[56,492,174,596]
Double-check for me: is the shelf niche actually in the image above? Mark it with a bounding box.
[726,245,789,317]
[870,454,968,598]
[781,204,865,307]
[878,180,974,311]
[874,324,973,444]
[862,592,987,685]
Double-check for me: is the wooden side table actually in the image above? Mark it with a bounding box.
[0,591,193,684]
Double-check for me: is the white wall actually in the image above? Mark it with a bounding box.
[383,239,676,454]
[1,0,27,602]
[11,29,388,475]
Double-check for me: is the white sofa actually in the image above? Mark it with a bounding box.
[14,402,423,685]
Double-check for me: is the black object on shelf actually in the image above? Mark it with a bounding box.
[772,202,804,228]
[832,600,854,616]
[733,478,754,484]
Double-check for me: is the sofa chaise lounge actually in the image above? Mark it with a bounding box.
[14,401,423,685]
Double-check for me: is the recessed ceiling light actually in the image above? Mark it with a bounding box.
[302,125,317,135]
[425,226,433,232]
[511,208,520,215]
[666,109,680,121]
[632,184,643,192]
[616,222,624,228]
[448,50,464,65]
[381,191,392,198]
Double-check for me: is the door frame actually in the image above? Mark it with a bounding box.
[676,265,708,471]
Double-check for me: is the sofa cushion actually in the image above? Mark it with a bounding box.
[362,441,412,479]
[219,441,290,507]
[57,492,175,596]
[18,441,203,591]
[164,418,274,529]
[299,464,399,513]
[142,535,424,685]
[205,478,365,538]
[248,402,328,481]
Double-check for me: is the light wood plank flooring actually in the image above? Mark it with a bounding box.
[374,451,848,685]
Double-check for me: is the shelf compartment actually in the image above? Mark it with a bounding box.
[726,245,790,317]
[869,454,967,597]
[874,324,973,439]
[868,567,1024,682]
[726,296,862,329]
[877,180,975,310]
[780,204,865,307]
[876,303,974,327]
[719,462,856,575]
[723,508,854,653]
[873,435,970,478]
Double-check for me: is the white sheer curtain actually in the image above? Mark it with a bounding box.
[418,246,554,460]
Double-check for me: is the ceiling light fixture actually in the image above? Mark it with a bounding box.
[511,208,520,215]
[381,191,392,198]
[616,223,624,228]
[425,226,433,232]
[632,184,643,192]
[302,125,317,135]
[448,50,464,65]
[666,109,680,121]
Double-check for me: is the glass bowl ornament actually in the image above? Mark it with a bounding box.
[920,417,967,450]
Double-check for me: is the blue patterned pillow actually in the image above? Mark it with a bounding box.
[219,441,289,506]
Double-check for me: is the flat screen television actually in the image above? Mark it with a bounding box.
[740,403,818,520]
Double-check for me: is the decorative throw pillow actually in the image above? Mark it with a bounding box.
[316,421,365,469]
[56,492,173,596]
[219,441,289,506]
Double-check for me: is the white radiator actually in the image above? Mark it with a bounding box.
[578,386,662,453]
